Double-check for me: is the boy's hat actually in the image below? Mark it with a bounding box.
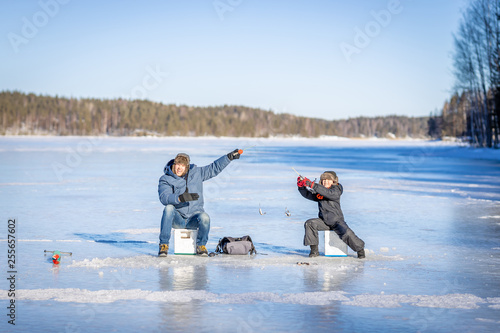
[174,153,190,167]
[320,171,337,181]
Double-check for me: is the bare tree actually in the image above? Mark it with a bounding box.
[452,0,500,148]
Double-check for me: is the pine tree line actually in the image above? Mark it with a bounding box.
[0,91,431,138]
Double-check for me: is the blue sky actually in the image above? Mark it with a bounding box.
[1,0,466,120]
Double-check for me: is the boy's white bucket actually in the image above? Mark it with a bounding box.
[324,231,348,257]
[173,229,197,255]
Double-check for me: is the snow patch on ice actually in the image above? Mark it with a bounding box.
[412,294,485,309]
[3,289,497,309]
[343,293,487,309]
[487,297,500,309]
[68,255,367,270]
[69,256,173,269]
[475,318,500,324]
[68,253,402,270]
[279,291,350,305]
[0,288,350,305]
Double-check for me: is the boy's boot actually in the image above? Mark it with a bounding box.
[309,245,319,257]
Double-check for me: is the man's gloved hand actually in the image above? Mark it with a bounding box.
[297,176,305,187]
[179,192,199,203]
[227,149,241,161]
[304,178,314,188]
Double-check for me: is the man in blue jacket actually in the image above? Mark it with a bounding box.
[158,149,240,257]
[298,171,365,259]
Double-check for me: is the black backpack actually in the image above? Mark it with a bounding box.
[215,236,257,255]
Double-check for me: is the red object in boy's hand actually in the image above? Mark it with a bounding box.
[297,177,305,187]
[304,178,314,188]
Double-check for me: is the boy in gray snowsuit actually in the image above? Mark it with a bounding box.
[297,171,365,258]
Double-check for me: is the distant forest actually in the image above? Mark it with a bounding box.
[0,91,433,138]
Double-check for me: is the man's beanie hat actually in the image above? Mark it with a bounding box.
[174,153,190,167]
[320,171,337,181]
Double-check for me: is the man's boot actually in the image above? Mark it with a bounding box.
[158,244,168,257]
[197,245,208,257]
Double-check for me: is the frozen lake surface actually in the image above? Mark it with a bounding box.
[1,136,500,332]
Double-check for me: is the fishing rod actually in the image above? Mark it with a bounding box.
[292,167,323,199]
[291,167,303,179]
[238,145,257,155]
[292,167,317,182]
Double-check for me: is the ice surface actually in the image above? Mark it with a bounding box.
[1,136,500,332]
